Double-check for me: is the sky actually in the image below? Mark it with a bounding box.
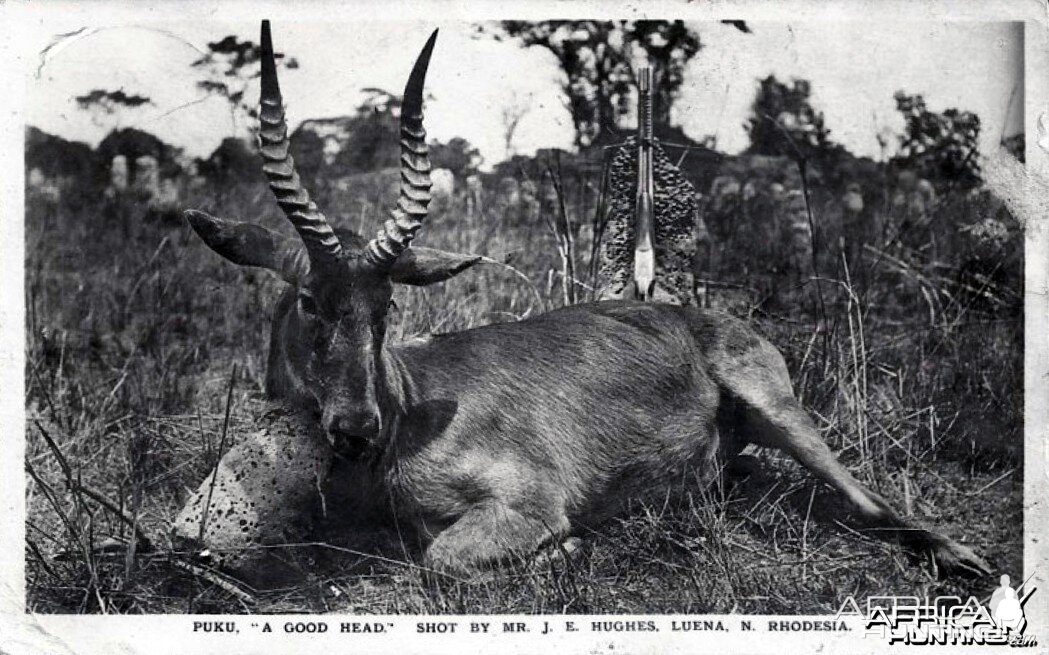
[25,19,1023,170]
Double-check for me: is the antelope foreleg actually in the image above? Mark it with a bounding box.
[422,502,570,578]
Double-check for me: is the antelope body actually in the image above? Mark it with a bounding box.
[185,21,990,577]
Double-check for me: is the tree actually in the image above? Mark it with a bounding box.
[191,33,298,129]
[25,127,95,180]
[95,127,181,180]
[199,132,327,188]
[329,88,402,175]
[892,91,981,187]
[744,76,834,158]
[288,128,327,188]
[289,87,462,182]
[492,21,702,147]
[75,89,153,127]
[197,137,263,184]
[430,137,482,178]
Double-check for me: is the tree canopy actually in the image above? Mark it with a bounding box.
[430,137,482,178]
[191,33,298,127]
[744,75,835,159]
[25,126,95,180]
[891,91,982,187]
[493,21,702,147]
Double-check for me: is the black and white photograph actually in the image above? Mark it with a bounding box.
[3,1,1047,653]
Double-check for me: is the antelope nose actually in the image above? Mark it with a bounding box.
[324,410,380,456]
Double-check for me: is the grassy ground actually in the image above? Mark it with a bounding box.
[24,173,1023,614]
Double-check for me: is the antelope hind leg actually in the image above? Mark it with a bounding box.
[422,502,571,579]
[745,397,990,576]
[716,341,991,577]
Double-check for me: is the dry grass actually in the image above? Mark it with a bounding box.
[24,168,1022,614]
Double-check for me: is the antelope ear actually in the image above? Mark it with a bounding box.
[389,246,484,286]
[185,210,309,284]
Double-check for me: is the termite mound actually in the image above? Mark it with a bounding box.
[598,137,699,304]
[172,403,334,575]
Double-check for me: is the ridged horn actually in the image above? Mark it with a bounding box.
[259,20,343,266]
[364,29,438,269]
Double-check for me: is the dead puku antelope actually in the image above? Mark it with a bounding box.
[178,20,991,580]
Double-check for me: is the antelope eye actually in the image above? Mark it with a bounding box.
[388,299,398,312]
[299,292,319,316]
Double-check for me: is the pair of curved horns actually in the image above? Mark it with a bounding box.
[258,20,436,271]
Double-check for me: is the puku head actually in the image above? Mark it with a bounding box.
[186,21,481,454]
